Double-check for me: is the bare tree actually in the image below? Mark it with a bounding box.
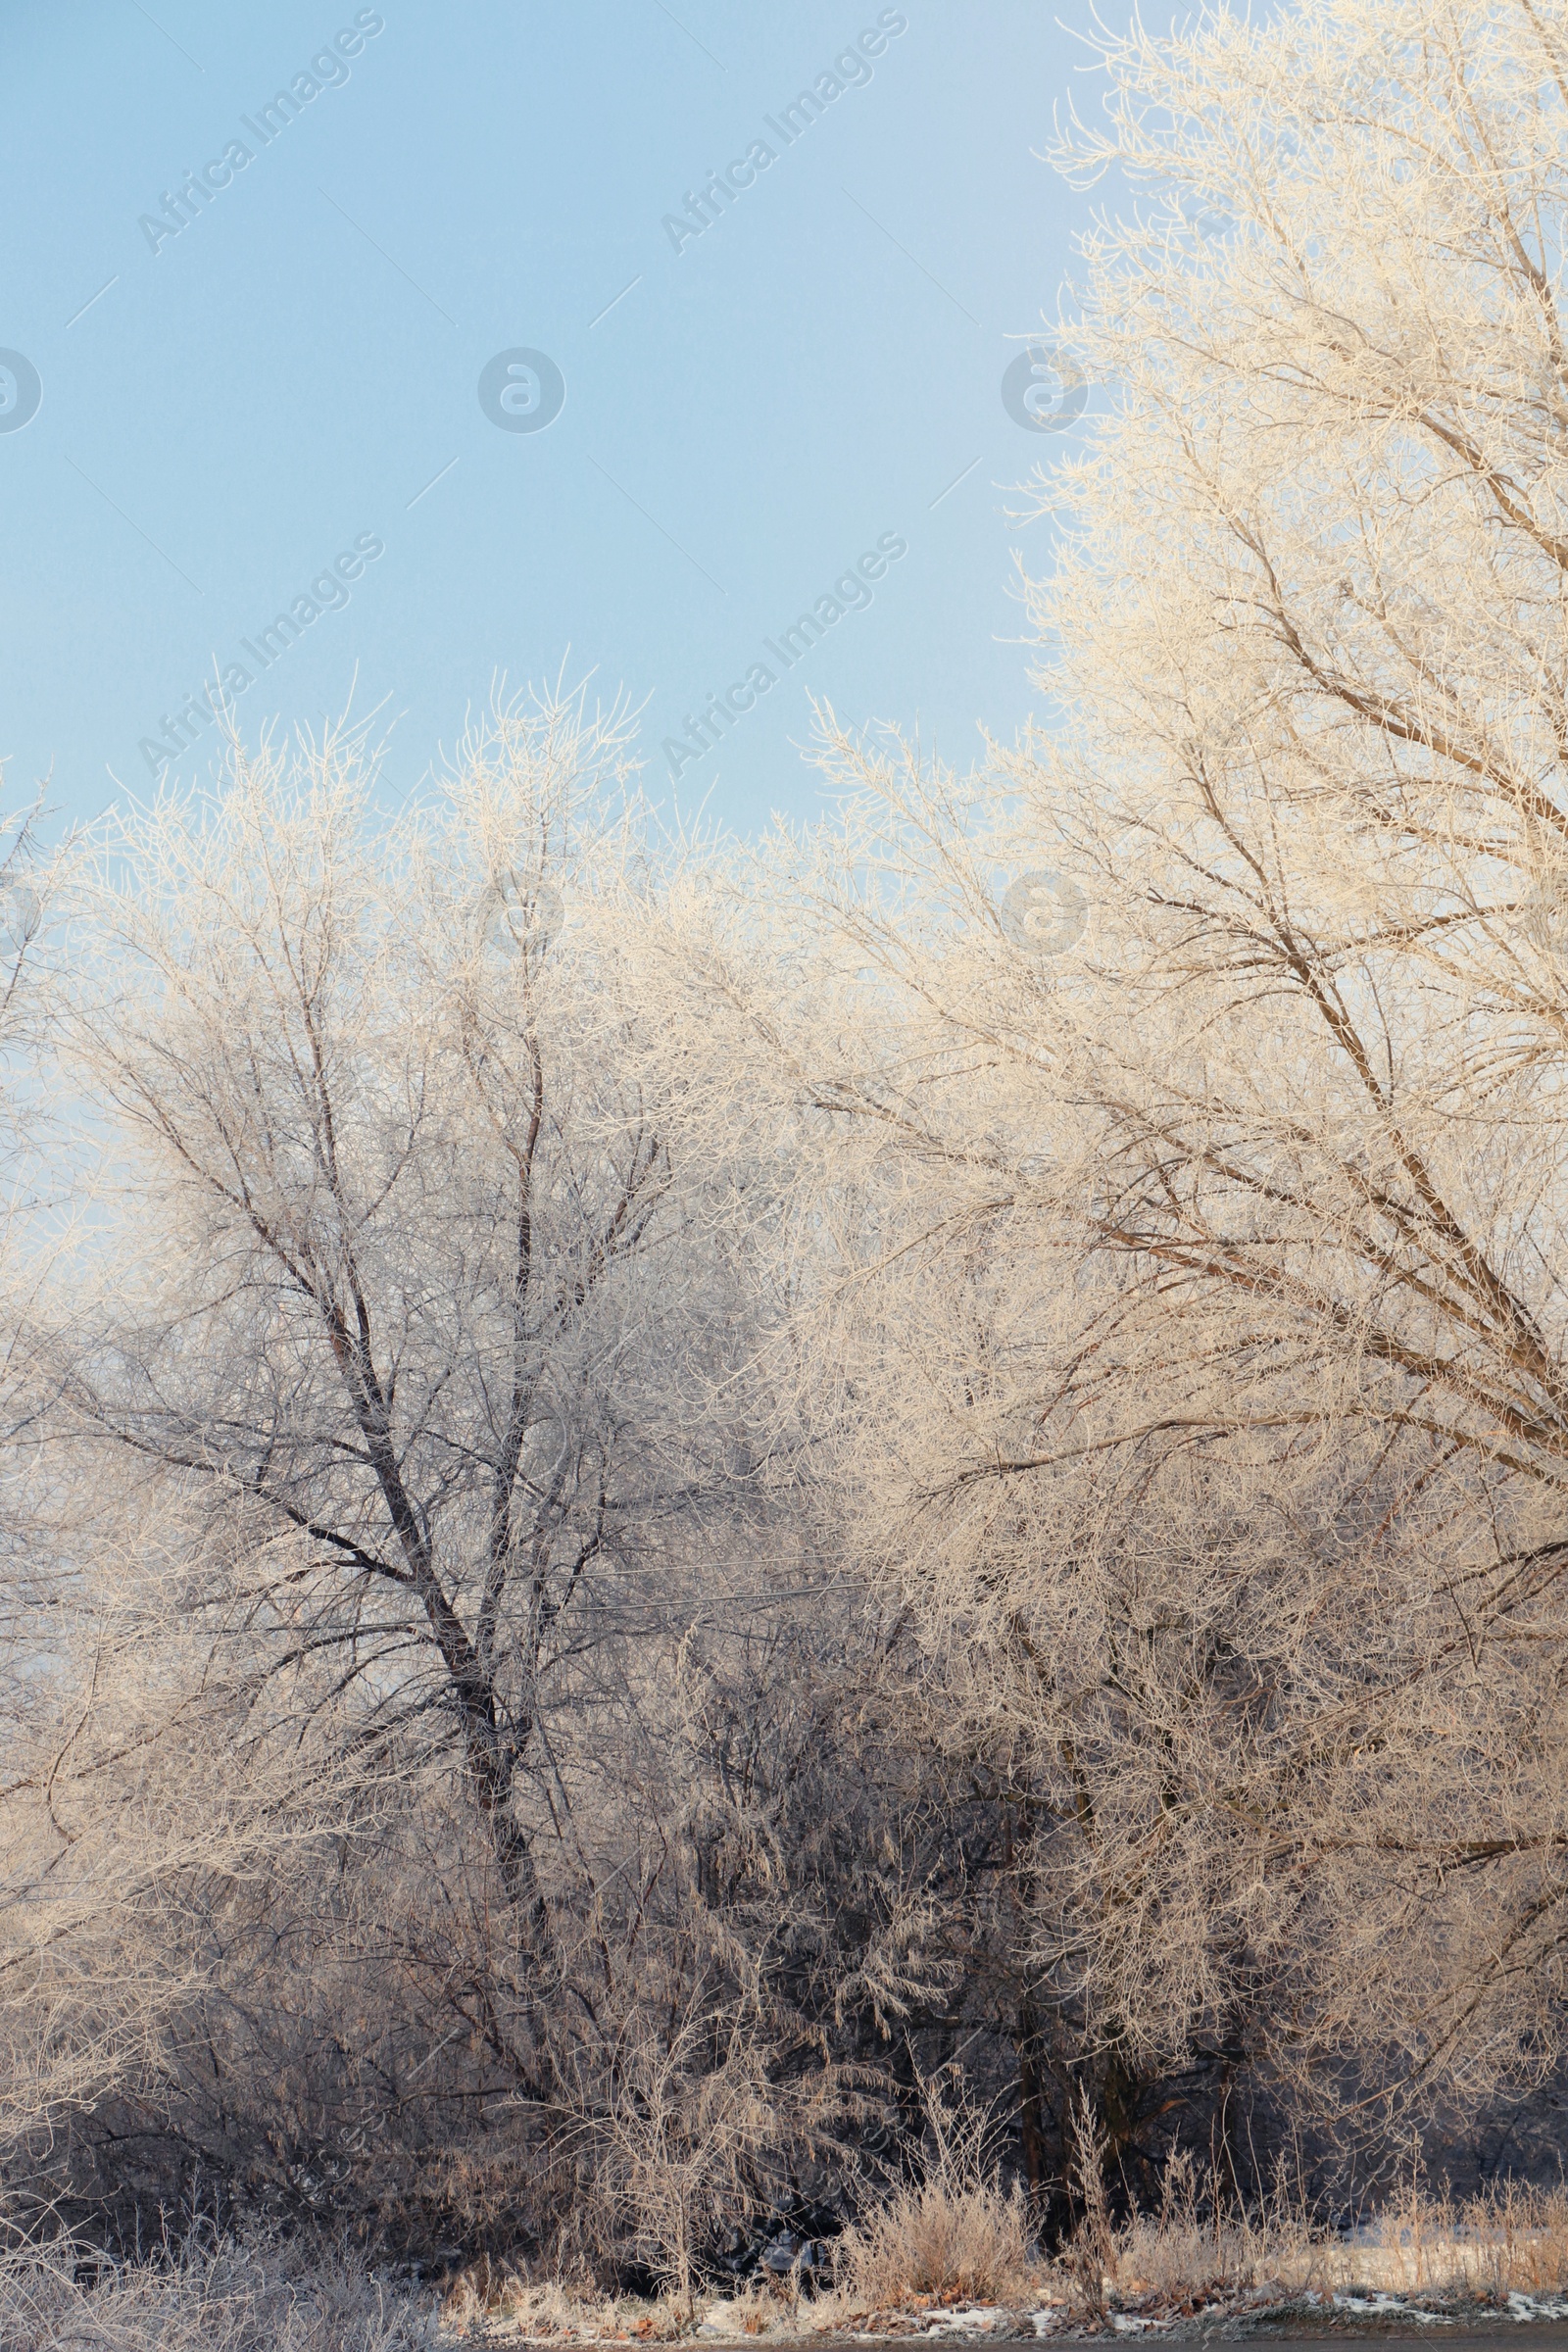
[54,689,730,1998]
[34,691,939,2256]
[703,0,1568,2141]
[28,0,1568,2256]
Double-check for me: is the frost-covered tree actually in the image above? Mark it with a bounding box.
[55,691,751,1954]
[33,695,950,2245]
[730,0,1568,2145]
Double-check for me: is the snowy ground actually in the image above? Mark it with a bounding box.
[435,2217,1568,2346]
[444,2285,1568,2346]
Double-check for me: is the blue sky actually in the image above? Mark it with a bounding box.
[0,0,1111,840]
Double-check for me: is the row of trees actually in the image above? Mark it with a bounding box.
[7,0,1568,2279]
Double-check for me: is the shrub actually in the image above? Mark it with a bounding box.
[837,2078,1035,2308]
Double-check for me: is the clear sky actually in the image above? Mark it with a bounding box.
[0,0,1112,841]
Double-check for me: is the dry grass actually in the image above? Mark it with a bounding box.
[0,2236,433,2351]
[1099,2167,1568,2319]
[1285,2179,1568,2303]
[437,2270,700,2340]
[10,2172,1568,2347]
[833,2076,1036,2311]
[833,2175,1033,2309]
